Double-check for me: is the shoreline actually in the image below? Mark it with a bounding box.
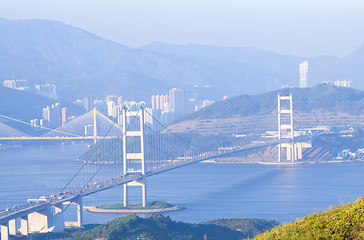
[201,159,357,165]
[84,205,185,214]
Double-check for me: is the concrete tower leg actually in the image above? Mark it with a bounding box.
[8,219,16,235]
[1,222,9,240]
[142,178,147,207]
[297,142,303,159]
[278,144,281,163]
[77,198,83,228]
[286,146,292,161]
[19,216,29,236]
[123,184,128,207]
[63,197,83,228]
[49,204,65,232]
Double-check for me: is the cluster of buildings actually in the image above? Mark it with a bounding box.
[30,103,67,129]
[3,80,58,99]
[299,61,352,89]
[151,88,185,122]
[337,149,364,160]
[334,80,351,88]
[151,87,216,121]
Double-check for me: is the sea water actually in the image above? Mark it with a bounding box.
[1,143,364,224]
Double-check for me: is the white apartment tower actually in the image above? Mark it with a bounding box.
[300,61,309,88]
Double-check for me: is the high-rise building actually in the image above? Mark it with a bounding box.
[42,103,62,128]
[84,97,94,112]
[152,94,170,112]
[169,88,184,115]
[49,103,62,128]
[43,106,50,121]
[117,96,123,106]
[107,101,117,118]
[300,61,309,88]
[151,95,157,109]
[62,107,67,126]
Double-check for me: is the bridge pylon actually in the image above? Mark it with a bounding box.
[278,94,299,162]
[122,105,146,207]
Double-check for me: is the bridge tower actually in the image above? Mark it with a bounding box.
[93,107,97,144]
[277,94,297,162]
[122,105,146,207]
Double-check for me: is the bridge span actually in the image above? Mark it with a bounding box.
[0,95,319,240]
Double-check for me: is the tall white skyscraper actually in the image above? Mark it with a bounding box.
[300,61,309,88]
[169,88,184,115]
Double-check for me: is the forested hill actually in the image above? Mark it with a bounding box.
[176,84,364,122]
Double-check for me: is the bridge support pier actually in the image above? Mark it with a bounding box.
[1,222,9,240]
[19,215,29,236]
[28,204,52,233]
[280,142,311,161]
[64,197,83,228]
[8,219,16,236]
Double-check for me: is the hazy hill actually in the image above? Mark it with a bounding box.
[0,18,172,100]
[168,85,364,135]
[2,19,364,103]
[141,42,364,90]
[0,86,83,130]
[176,84,364,121]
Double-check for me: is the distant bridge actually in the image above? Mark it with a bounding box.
[0,109,123,142]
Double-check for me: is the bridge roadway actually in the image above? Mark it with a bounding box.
[0,135,311,226]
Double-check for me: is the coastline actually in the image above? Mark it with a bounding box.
[84,205,185,214]
[201,159,356,165]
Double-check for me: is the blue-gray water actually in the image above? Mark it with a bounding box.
[1,143,364,224]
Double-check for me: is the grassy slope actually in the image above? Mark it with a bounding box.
[254,197,364,239]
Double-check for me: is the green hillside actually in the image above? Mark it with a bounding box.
[176,84,364,122]
[254,197,364,239]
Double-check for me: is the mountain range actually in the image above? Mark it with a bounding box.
[1,18,364,103]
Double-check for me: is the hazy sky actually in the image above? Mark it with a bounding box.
[1,0,363,57]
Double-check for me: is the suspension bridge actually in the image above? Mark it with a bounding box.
[0,95,321,240]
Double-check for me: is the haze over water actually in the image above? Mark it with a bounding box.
[1,143,364,224]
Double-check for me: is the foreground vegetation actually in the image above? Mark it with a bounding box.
[254,197,364,239]
[202,218,279,238]
[24,215,278,240]
[23,198,364,239]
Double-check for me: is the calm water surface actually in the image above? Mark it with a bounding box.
[1,143,364,224]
